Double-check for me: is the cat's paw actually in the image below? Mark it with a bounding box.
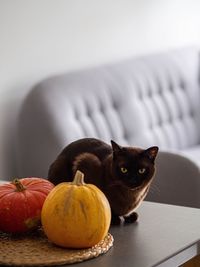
[124,212,138,224]
[111,214,122,225]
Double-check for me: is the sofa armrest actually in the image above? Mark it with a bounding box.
[146,151,200,208]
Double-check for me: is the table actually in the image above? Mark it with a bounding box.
[1,179,200,267]
[71,201,200,267]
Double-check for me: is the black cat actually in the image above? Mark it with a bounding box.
[48,138,158,224]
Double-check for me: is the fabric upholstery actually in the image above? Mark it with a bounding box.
[16,47,200,179]
[182,145,200,167]
[146,151,200,208]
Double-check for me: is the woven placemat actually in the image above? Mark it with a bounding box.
[0,228,113,266]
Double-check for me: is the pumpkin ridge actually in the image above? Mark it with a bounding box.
[0,183,15,192]
[10,192,29,230]
[27,190,45,209]
[20,178,39,186]
[17,178,31,187]
[78,200,88,221]
[27,189,50,198]
[0,190,16,200]
[63,186,75,215]
[35,184,54,191]
[27,181,54,190]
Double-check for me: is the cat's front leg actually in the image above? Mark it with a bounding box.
[111,211,122,225]
[124,212,138,224]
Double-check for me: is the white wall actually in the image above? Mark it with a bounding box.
[0,0,200,179]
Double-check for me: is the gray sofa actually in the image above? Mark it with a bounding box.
[16,47,200,207]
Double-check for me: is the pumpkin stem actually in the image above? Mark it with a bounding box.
[12,179,26,192]
[72,170,85,185]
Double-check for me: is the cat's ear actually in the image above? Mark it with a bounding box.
[144,146,159,162]
[111,140,123,157]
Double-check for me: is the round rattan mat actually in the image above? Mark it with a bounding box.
[0,228,113,266]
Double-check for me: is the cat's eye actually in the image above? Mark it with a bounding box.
[120,167,128,174]
[138,168,146,174]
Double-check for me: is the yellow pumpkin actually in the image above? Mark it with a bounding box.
[41,170,111,248]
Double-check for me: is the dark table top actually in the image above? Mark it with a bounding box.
[70,201,200,267]
[1,180,200,267]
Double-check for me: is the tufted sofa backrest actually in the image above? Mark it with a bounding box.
[111,49,200,149]
[16,47,200,177]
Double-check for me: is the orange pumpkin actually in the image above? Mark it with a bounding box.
[41,170,111,248]
[0,178,54,233]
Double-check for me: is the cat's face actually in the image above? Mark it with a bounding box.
[111,140,158,188]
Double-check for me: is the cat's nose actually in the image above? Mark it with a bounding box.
[132,176,143,187]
